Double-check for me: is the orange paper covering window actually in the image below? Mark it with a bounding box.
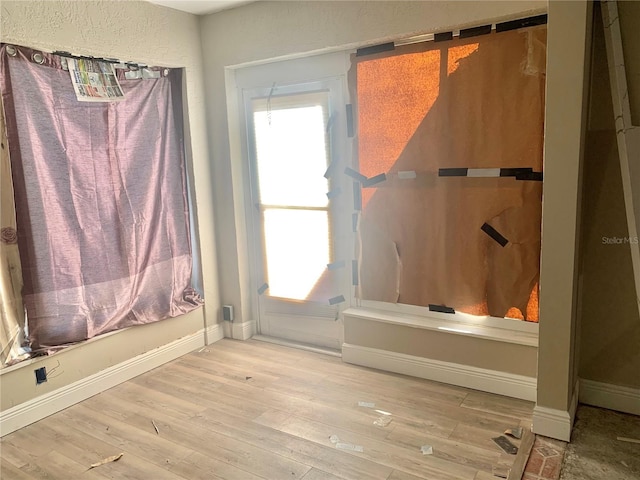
[353,27,546,322]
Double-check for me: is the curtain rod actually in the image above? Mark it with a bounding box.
[357,13,547,56]
[51,50,148,69]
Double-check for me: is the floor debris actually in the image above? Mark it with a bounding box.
[561,406,639,480]
[335,442,364,452]
[89,453,124,469]
[373,415,393,427]
[617,437,640,444]
[358,401,375,408]
[491,464,510,478]
[246,376,252,380]
[492,436,518,455]
[505,426,523,439]
[152,420,159,435]
[420,445,433,455]
[330,432,361,452]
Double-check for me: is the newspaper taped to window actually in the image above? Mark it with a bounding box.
[67,58,125,102]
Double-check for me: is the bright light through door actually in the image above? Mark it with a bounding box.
[252,92,332,301]
[263,209,330,299]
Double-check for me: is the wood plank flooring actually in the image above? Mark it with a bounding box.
[0,339,534,479]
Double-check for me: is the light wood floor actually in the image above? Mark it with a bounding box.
[0,339,534,480]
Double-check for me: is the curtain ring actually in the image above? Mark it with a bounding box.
[6,45,17,57]
[32,52,45,65]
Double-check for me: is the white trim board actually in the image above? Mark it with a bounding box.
[222,319,256,340]
[232,319,256,340]
[532,380,579,442]
[341,343,536,401]
[532,406,572,442]
[206,323,225,344]
[253,334,342,357]
[0,327,220,437]
[579,379,640,416]
[343,307,538,347]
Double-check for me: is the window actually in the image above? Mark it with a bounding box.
[352,25,546,322]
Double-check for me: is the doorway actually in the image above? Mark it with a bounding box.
[239,55,351,350]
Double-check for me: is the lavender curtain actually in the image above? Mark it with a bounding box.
[0,44,202,350]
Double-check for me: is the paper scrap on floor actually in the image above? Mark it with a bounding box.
[89,453,124,469]
[421,445,433,455]
[336,442,364,452]
[505,426,523,439]
[374,415,393,427]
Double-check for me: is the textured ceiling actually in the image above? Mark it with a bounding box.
[147,0,253,15]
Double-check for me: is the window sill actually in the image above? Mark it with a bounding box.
[343,305,538,348]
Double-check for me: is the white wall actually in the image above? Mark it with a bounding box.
[199,0,547,325]
[0,0,220,410]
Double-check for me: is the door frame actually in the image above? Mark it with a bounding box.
[235,52,353,349]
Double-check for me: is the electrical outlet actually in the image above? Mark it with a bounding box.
[222,305,234,322]
[35,367,47,385]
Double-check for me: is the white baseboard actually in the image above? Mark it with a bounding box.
[532,380,579,442]
[579,379,640,415]
[223,320,232,338]
[0,329,209,437]
[223,320,256,341]
[253,334,342,357]
[205,323,224,345]
[532,406,572,442]
[341,343,536,401]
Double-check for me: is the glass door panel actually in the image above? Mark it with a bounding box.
[242,71,349,349]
